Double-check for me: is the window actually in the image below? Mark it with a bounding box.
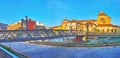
[97,29,99,32]
[115,29,117,32]
[107,29,109,32]
[111,29,113,32]
[103,21,105,24]
[101,18,104,21]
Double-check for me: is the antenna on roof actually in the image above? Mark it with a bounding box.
[25,16,28,20]
[25,16,28,18]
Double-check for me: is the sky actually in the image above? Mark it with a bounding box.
[0,0,120,26]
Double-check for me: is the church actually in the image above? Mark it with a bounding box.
[51,11,120,33]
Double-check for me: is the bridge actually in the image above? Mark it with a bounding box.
[1,29,120,42]
[0,30,85,42]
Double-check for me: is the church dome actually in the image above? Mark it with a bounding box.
[63,18,69,21]
[98,11,107,16]
[62,18,69,23]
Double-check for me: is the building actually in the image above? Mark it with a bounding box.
[51,19,97,32]
[7,16,47,30]
[7,21,23,30]
[27,19,36,30]
[36,22,46,30]
[97,11,120,33]
[7,16,36,30]
[51,11,120,33]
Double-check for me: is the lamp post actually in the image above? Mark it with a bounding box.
[86,22,89,40]
[21,19,24,30]
[83,22,89,42]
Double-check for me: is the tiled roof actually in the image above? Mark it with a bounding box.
[78,20,97,22]
[70,20,78,22]
[98,12,107,16]
[51,26,61,28]
[63,18,69,21]
[97,24,120,27]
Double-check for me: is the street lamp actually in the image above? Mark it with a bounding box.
[83,22,89,42]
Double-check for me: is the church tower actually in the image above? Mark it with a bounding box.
[62,18,69,30]
[97,11,111,25]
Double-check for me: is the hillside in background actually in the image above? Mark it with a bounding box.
[0,23,8,30]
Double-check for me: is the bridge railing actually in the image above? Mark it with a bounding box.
[0,30,85,42]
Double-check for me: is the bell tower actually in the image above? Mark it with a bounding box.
[97,11,111,25]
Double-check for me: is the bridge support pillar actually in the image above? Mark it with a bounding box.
[83,35,87,42]
[73,36,84,43]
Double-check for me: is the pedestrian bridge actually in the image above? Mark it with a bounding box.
[0,30,85,42]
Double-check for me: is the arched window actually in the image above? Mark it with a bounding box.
[101,18,104,21]
[107,29,109,32]
[115,29,117,32]
[66,24,67,26]
[97,29,99,32]
[111,29,113,32]
[103,21,105,24]
[18,22,20,24]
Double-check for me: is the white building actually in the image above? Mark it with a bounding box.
[36,22,46,30]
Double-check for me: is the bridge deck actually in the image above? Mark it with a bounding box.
[0,30,84,42]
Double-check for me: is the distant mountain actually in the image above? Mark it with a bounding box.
[0,23,8,30]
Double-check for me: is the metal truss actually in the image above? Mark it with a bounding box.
[0,30,85,42]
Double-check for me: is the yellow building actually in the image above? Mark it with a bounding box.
[97,11,120,33]
[51,11,120,33]
[7,21,23,30]
[51,19,97,32]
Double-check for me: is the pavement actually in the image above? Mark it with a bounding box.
[1,42,120,58]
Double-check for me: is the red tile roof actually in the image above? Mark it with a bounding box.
[97,24,119,27]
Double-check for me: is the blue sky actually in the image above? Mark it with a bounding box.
[0,0,120,26]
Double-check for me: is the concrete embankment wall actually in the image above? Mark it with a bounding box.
[0,48,13,58]
[0,46,19,58]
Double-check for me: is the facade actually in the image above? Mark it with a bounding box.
[51,11,120,33]
[51,19,97,32]
[7,16,37,30]
[36,22,46,30]
[7,21,23,30]
[96,11,120,33]
[67,19,97,32]
[7,16,46,30]
[28,20,36,30]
